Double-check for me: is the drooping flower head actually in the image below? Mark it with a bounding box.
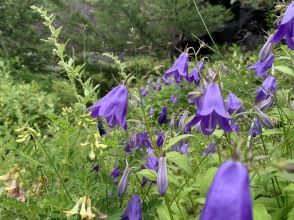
[271,2,294,50]
[226,92,244,116]
[170,95,177,104]
[248,54,275,78]
[110,167,120,179]
[186,59,204,84]
[200,160,253,220]
[125,132,152,152]
[157,157,168,196]
[163,52,189,84]
[156,132,165,148]
[89,85,128,130]
[122,194,143,220]
[185,83,232,135]
[255,76,277,104]
[158,106,168,125]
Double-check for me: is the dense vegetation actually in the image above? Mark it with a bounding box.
[0,0,294,220]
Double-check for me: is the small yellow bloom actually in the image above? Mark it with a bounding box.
[80,196,87,219]
[64,197,83,217]
[86,197,95,219]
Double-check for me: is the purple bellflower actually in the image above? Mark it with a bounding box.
[178,111,189,131]
[140,87,148,97]
[157,157,168,196]
[122,194,142,220]
[111,167,120,179]
[158,106,168,125]
[118,166,131,196]
[200,160,253,220]
[249,118,262,137]
[163,52,189,84]
[89,84,128,130]
[255,76,277,104]
[226,92,244,116]
[186,59,204,84]
[271,2,294,50]
[156,133,165,148]
[144,155,158,171]
[185,83,232,135]
[170,95,177,104]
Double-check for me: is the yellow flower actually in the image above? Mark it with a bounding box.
[80,196,87,219]
[64,197,83,218]
[86,197,95,219]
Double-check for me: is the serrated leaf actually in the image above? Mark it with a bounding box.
[164,134,194,151]
[253,203,272,220]
[275,65,294,77]
[166,151,192,175]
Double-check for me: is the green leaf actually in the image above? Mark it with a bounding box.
[288,207,294,220]
[157,203,171,220]
[164,134,194,151]
[166,151,192,175]
[284,183,294,192]
[253,203,272,220]
[199,167,217,196]
[275,65,294,77]
[136,169,157,181]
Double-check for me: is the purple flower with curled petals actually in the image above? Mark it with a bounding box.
[140,87,148,97]
[226,92,244,116]
[110,167,120,179]
[158,106,168,125]
[271,2,294,50]
[163,52,189,84]
[156,133,165,148]
[200,160,253,220]
[89,84,128,130]
[170,95,177,104]
[255,76,277,104]
[185,83,232,135]
[122,194,142,220]
[186,59,204,84]
[248,54,274,78]
[157,157,168,196]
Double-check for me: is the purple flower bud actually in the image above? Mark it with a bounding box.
[226,92,244,116]
[170,95,177,104]
[89,84,128,130]
[178,111,189,131]
[255,76,277,104]
[157,157,168,196]
[231,122,240,134]
[128,133,137,149]
[156,133,165,148]
[248,54,275,78]
[136,132,152,149]
[140,87,148,97]
[158,106,168,125]
[259,35,274,61]
[180,143,189,154]
[92,163,99,173]
[271,2,294,50]
[208,69,217,80]
[249,118,262,137]
[202,141,217,157]
[163,52,189,84]
[149,107,155,116]
[144,155,158,171]
[254,107,274,129]
[170,113,175,128]
[118,166,131,196]
[185,83,232,135]
[147,78,152,85]
[186,59,204,84]
[110,167,120,179]
[255,96,274,111]
[122,194,142,220]
[200,160,253,220]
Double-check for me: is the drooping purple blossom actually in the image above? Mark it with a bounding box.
[140,88,148,97]
[248,54,275,78]
[271,2,294,50]
[255,107,274,129]
[156,133,165,148]
[122,194,142,220]
[125,132,152,152]
[89,84,128,130]
[200,160,252,220]
[163,52,189,84]
[185,83,232,135]
[144,155,158,171]
[170,95,177,104]
[111,167,120,179]
[171,141,189,154]
[186,59,204,84]
[226,92,244,116]
[231,122,240,134]
[118,166,131,196]
[255,76,277,104]
[158,106,168,125]
[157,157,168,196]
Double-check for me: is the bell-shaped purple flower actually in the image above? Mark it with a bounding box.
[248,54,275,78]
[144,155,158,171]
[186,60,204,84]
[157,157,168,196]
[158,106,168,125]
[185,83,232,135]
[255,76,277,104]
[170,95,177,104]
[140,87,148,97]
[118,166,131,196]
[249,118,262,137]
[111,167,120,179]
[271,2,294,50]
[226,92,244,116]
[122,194,142,220]
[89,84,128,130]
[200,160,253,220]
[156,133,165,148]
[163,52,189,84]
[136,132,152,149]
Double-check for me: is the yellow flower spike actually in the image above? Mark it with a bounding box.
[64,197,83,217]
[86,197,95,219]
[80,196,87,219]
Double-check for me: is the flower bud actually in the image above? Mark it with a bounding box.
[259,34,274,62]
[157,157,168,196]
[118,166,131,196]
[156,133,165,148]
